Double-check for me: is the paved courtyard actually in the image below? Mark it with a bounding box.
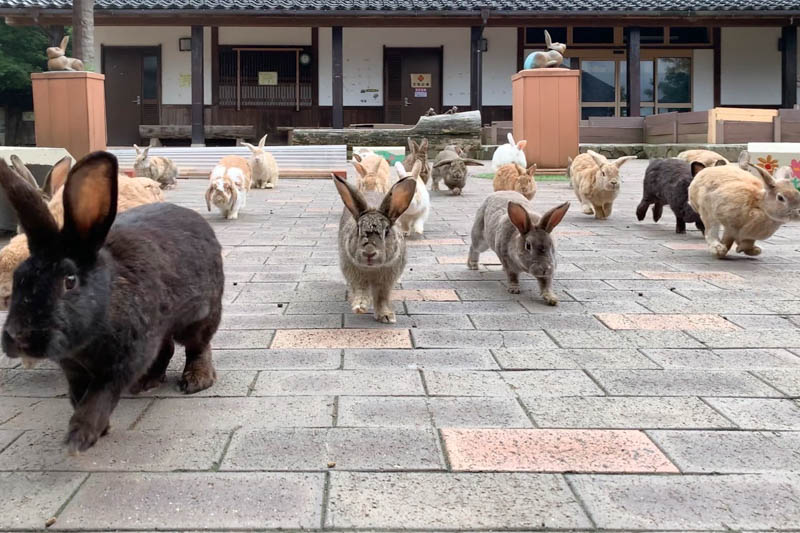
[2,159,800,530]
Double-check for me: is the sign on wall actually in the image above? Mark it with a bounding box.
[258,72,278,86]
[179,74,191,88]
[410,73,431,88]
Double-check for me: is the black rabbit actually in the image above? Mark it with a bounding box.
[636,158,706,234]
[0,151,224,453]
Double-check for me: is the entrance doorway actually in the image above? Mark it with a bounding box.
[102,46,161,145]
[384,47,443,125]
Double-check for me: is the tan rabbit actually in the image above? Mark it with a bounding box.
[689,163,800,258]
[243,134,279,189]
[133,145,179,189]
[570,151,636,219]
[46,36,84,72]
[493,163,537,201]
[352,153,391,194]
[403,138,430,184]
[676,149,729,168]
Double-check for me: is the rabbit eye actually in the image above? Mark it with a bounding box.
[525,242,532,251]
[64,274,77,291]
[778,194,786,203]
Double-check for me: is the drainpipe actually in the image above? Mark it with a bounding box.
[470,8,489,117]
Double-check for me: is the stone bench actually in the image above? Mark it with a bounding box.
[139,125,257,146]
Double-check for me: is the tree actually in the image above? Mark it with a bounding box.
[72,0,95,71]
[0,20,49,105]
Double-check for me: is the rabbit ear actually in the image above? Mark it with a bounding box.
[352,153,363,163]
[516,140,528,151]
[433,157,458,168]
[242,142,256,153]
[42,156,72,198]
[142,146,150,158]
[407,138,417,153]
[507,202,531,234]
[60,35,69,51]
[738,150,750,169]
[774,166,793,182]
[462,158,484,167]
[393,161,407,177]
[506,133,515,146]
[258,134,267,149]
[0,159,59,253]
[538,201,570,233]
[61,151,119,259]
[527,163,537,176]
[379,177,416,224]
[613,155,637,168]
[227,179,238,208]
[10,155,39,191]
[545,30,553,48]
[205,184,213,211]
[133,144,142,155]
[411,160,423,178]
[749,163,777,189]
[419,139,428,152]
[690,161,706,178]
[352,161,368,177]
[587,150,607,167]
[333,174,369,219]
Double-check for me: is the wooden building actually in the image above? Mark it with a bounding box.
[1,0,797,145]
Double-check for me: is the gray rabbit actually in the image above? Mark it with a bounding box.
[333,174,416,323]
[468,191,570,305]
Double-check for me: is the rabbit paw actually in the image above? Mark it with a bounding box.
[179,362,217,394]
[467,260,479,270]
[266,183,274,189]
[129,372,166,394]
[351,296,370,314]
[451,188,462,196]
[65,421,103,455]
[542,292,559,306]
[375,310,396,324]
[737,244,761,256]
[582,204,594,215]
[507,284,521,294]
[709,242,729,258]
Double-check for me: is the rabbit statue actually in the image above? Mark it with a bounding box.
[46,36,85,72]
[524,30,566,69]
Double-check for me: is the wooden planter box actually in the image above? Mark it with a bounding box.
[31,71,107,159]
[512,69,579,170]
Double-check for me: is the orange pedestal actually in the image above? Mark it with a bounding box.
[512,68,579,170]
[31,71,107,160]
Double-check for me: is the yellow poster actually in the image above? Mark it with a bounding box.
[179,74,191,88]
[258,72,278,86]
[410,73,431,88]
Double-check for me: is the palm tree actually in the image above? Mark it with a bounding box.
[72,0,94,71]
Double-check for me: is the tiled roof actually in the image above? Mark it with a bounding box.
[0,0,797,11]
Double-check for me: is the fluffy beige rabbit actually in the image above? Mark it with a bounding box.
[570,151,636,219]
[676,149,729,168]
[493,163,537,201]
[134,145,179,189]
[689,163,800,258]
[46,36,84,71]
[243,134,279,189]
[352,153,391,194]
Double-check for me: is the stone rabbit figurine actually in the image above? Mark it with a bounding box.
[47,36,85,72]
[524,30,566,69]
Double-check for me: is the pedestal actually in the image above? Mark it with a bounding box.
[31,71,107,160]
[512,68,579,170]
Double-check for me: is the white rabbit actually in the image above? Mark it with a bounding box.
[205,156,251,220]
[394,161,430,236]
[491,133,528,171]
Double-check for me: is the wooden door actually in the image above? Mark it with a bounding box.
[384,48,442,125]
[103,47,160,145]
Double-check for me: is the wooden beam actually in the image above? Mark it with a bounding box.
[782,25,798,109]
[332,25,343,129]
[713,27,721,107]
[211,26,219,106]
[311,27,319,108]
[517,27,524,72]
[470,26,483,112]
[191,25,205,146]
[626,26,641,117]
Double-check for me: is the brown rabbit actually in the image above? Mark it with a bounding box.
[404,138,430,184]
[46,36,84,72]
[493,163,537,200]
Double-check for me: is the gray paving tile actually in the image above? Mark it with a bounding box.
[209,349,341,370]
[337,397,431,428]
[755,370,800,395]
[493,348,659,370]
[404,300,528,314]
[523,397,733,429]
[591,370,783,397]
[219,313,341,329]
[135,397,333,430]
[130,370,257,397]
[0,398,149,431]
[724,314,800,329]
[57,472,324,530]
[0,472,87,529]
[690,329,800,348]
[429,397,533,428]
[326,472,592,529]
[412,329,557,349]
[221,428,443,471]
[650,430,800,473]
[253,370,424,396]
[705,398,800,430]
[0,355,18,369]
[546,329,703,349]
[469,313,605,330]
[569,473,800,529]
[0,430,228,471]
[0,369,67,397]
[211,330,275,349]
[345,349,497,370]
[344,313,475,330]
[642,348,800,369]
[0,428,21,450]
[423,370,512,397]
[501,370,604,397]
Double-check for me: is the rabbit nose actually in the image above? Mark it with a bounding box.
[2,327,27,354]
[363,251,377,260]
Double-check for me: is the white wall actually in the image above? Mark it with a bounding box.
[319,27,332,106]
[482,27,516,106]
[692,49,714,112]
[721,27,782,105]
[95,26,212,105]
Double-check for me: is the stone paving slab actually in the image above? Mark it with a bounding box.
[590,369,783,396]
[705,398,800,430]
[325,472,592,529]
[641,348,800,369]
[0,472,87,529]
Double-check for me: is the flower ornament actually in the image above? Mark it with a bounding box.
[791,159,800,179]
[757,155,779,174]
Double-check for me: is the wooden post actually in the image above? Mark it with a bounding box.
[781,25,798,109]
[332,26,344,129]
[470,26,483,113]
[191,25,205,146]
[625,27,641,117]
[211,27,219,106]
[311,27,319,108]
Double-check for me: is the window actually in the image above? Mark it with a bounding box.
[525,27,566,46]
[623,27,665,45]
[669,27,710,44]
[573,27,615,44]
[218,46,312,110]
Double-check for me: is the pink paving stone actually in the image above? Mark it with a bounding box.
[637,271,744,281]
[442,428,678,473]
[596,313,738,330]
[392,289,459,301]
[662,242,708,250]
[438,255,500,265]
[406,238,466,246]
[271,329,412,349]
[554,229,596,237]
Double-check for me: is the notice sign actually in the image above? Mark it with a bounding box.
[258,71,278,86]
[414,88,428,98]
[410,73,431,88]
[179,74,191,88]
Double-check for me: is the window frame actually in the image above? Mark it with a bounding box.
[524,25,713,48]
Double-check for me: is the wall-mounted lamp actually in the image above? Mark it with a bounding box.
[179,37,191,52]
[479,38,488,52]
